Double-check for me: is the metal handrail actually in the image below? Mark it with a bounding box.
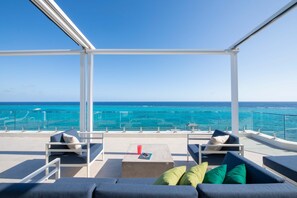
[19,158,60,183]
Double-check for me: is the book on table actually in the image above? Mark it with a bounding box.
[138,152,152,160]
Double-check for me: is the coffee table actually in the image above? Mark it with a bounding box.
[121,144,174,178]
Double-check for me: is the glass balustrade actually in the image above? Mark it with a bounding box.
[1,110,233,132]
[1,109,296,142]
[251,112,297,142]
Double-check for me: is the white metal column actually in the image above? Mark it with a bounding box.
[231,51,239,135]
[87,53,94,133]
[80,53,86,132]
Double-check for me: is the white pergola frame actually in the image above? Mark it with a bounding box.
[0,0,296,135]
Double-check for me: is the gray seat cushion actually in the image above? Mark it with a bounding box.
[263,155,297,182]
[0,182,95,198]
[95,183,198,198]
[197,183,297,198]
[49,143,103,164]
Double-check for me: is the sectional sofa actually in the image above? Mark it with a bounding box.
[1,152,297,198]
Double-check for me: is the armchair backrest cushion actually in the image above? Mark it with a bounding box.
[50,129,81,155]
[222,152,284,184]
[212,130,239,151]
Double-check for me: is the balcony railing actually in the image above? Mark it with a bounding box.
[251,112,297,142]
[0,109,233,132]
[1,110,296,142]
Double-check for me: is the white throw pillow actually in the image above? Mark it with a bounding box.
[204,135,230,151]
[63,133,82,155]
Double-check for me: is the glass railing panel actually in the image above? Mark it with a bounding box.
[93,110,232,132]
[284,115,297,142]
[1,109,234,133]
[252,112,285,138]
[239,111,253,131]
[0,110,79,131]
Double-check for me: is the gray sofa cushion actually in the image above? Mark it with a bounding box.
[0,182,95,198]
[49,143,103,164]
[197,183,297,198]
[116,178,156,185]
[222,152,284,184]
[95,183,198,198]
[55,177,117,185]
[263,155,297,182]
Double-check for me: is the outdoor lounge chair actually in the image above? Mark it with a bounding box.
[187,129,244,165]
[263,155,297,185]
[45,129,104,177]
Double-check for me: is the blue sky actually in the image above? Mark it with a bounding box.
[0,0,296,102]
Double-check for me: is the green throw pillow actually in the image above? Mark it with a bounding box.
[179,162,208,187]
[224,164,246,184]
[203,164,227,184]
[154,166,186,185]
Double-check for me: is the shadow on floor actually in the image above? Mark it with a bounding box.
[94,158,196,179]
[0,158,82,181]
[60,167,82,178]
[95,159,122,178]
[0,151,45,155]
[0,159,45,179]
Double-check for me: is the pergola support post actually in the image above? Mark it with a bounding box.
[87,53,94,135]
[80,53,86,133]
[231,51,239,135]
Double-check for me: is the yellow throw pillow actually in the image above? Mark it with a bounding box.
[179,162,208,187]
[153,166,186,185]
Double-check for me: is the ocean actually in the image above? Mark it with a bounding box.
[0,102,297,141]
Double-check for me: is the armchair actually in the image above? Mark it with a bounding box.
[187,130,244,165]
[45,129,104,177]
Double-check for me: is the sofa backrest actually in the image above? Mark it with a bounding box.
[95,183,198,198]
[0,182,95,198]
[212,130,239,151]
[50,129,81,155]
[222,152,284,184]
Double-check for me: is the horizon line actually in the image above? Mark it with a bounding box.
[1,101,297,103]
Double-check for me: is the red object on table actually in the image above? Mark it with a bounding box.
[137,145,142,155]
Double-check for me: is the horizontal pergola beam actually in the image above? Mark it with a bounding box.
[89,49,232,55]
[0,49,235,56]
[229,0,297,50]
[30,0,95,50]
[0,50,82,56]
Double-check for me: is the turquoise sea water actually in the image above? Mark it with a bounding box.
[0,102,297,141]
